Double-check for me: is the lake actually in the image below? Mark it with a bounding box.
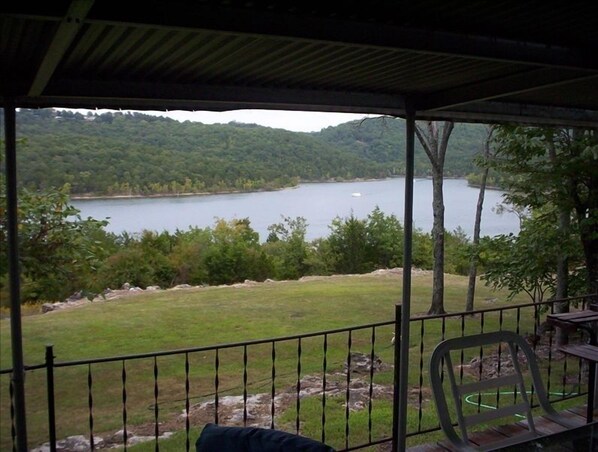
[72,178,519,241]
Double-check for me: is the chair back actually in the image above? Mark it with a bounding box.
[429,330,563,451]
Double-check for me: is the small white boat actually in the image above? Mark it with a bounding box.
[351,192,362,197]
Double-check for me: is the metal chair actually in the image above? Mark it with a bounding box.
[429,330,576,451]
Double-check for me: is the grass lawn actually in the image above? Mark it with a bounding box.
[1,273,580,450]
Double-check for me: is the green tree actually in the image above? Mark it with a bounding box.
[445,228,472,276]
[169,227,212,285]
[204,218,272,285]
[365,206,403,269]
[327,213,370,274]
[481,208,585,303]
[0,184,110,303]
[489,126,598,295]
[96,247,156,290]
[265,216,310,280]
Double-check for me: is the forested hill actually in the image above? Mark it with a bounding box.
[9,109,486,196]
[314,118,487,176]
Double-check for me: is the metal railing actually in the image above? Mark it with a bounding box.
[0,294,595,451]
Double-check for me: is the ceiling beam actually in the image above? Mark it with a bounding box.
[42,79,407,113]
[415,70,598,111]
[412,101,598,128]
[84,3,598,72]
[28,0,94,97]
[15,84,598,128]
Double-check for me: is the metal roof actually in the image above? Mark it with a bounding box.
[2,0,597,126]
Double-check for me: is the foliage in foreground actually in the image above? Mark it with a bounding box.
[0,185,112,302]
[479,126,597,300]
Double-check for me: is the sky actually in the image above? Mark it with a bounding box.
[67,108,377,133]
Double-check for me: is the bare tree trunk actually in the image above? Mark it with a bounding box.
[415,121,454,315]
[466,126,494,312]
[430,165,445,314]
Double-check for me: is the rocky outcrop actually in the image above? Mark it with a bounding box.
[40,268,414,315]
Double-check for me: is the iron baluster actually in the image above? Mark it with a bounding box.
[496,310,504,410]
[122,361,128,450]
[87,364,94,451]
[547,304,554,401]
[440,317,446,384]
[417,319,425,432]
[271,342,276,429]
[214,349,220,424]
[45,345,57,452]
[10,379,16,452]
[154,357,159,451]
[185,353,190,452]
[243,345,248,427]
[321,333,328,444]
[296,337,302,435]
[368,326,376,444]
[514,307,521,405]
[530,304,539,407]
[575,355,580,401]
[441,316,446,341]
[480,311,485,334]
[477,311,485,413]
[516,307,521,336]
[392,304,402,452]
[546,304,565,399]
[459,315,465,384]
[345,330,352,449]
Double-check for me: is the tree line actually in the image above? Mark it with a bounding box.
[6,109,486,197]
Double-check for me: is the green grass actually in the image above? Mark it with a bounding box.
[0,274,582,450]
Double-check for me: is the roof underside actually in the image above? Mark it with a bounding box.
[2,1,598,126]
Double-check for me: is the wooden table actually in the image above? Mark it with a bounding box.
[547,310,598,422]
[546,310,598,341]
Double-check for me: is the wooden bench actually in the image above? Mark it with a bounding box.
[409,407,588,451]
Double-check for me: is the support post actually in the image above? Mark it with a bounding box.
[4,100,28,451]
[396,108,416,452]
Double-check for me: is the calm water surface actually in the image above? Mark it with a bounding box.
[72,178,519,241]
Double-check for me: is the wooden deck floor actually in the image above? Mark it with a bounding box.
[407,406,590,451]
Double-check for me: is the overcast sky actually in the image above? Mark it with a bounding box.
[67,108,376,133]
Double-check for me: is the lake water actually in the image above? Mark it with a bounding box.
[72,178,519,241]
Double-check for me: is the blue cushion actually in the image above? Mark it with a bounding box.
[196,423,336,452]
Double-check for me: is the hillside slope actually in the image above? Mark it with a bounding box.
[9,109,486,196]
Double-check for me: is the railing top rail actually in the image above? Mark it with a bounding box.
[1,319,395,371]
[417,294,595,321]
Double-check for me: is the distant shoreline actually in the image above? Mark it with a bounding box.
[70,177,398,201]
[70,176,497,201]
[70,187,285,201]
